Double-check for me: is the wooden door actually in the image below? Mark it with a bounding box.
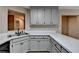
[62,16,79,39]
[8,15,14,31]
[68,16,78,39]
[62,16,69,35]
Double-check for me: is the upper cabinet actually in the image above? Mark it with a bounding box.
[31,8,38,24]
[37,8,44,24]
[31,7,44,25]
[44,8,52,25]
[30,6,59,25]
[51,7,59,25]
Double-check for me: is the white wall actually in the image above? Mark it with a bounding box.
[0,7,8,33]
[0,6,29,33]
[60,9,79,15]
[25,9,30,30]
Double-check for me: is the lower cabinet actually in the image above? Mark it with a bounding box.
[51,42,61,53]
[22,40,29,53]
[50,38,69,53]
[29,40,50,52]
[29,40,39,51]
[10,37,29,53]
[39,40,50,51]
[51,45,59,53]
[11,41,23,53]
[28,35,51,52]
[10,35,69,53]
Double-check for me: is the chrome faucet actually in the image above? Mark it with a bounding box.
[15,28,21,36]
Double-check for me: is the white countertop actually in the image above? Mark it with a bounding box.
[50,33,79,53]
[0,30,79,53]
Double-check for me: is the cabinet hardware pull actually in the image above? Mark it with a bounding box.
[38,41,40,42]
[12,45,13,47]
[20,43,23,45]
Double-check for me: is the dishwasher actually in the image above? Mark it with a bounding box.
[0,41,10,53]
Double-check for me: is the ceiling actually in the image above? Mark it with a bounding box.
[21,6,79,10]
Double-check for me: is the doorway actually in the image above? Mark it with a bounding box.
[62,16,79,39]
[8,10,25,31]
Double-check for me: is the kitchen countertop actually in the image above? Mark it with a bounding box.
[50,33,79,53]
[0,30,79,53]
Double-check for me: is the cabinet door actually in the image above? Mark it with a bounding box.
[51,45,58,53]
[44,8,52,25]
[37,8,44,24]
[31,8,38,24]
[22,40,29,53]
[39,40,50,51]
[29,40,38,51]
[52,7,59,25]
[12,42,22,53]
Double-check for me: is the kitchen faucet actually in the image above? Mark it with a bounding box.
[15,28,21,36]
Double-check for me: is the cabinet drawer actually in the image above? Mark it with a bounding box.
[52,44,60,53]
[55,43,62,52]
[30,35,35,39]
[29,39,46,41]
[43,35,50,39]
[30,35,44,39]
[30,35,50,40]
[51,39,61,52]
[12,37,29,43]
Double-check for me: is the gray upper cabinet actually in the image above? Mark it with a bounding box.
[31,7,44,25]
[30,6,59,25]
[44,8,52,25]
[31,8,38,24]
[37,8,44,24]
[51,7,59,25]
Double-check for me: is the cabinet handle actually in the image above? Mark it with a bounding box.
[37,41,40,42]
[20,42,23,45]
[54,44,61,52]
[44,22,45,24]
[11,45,13,47]
[55,44,56,46]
